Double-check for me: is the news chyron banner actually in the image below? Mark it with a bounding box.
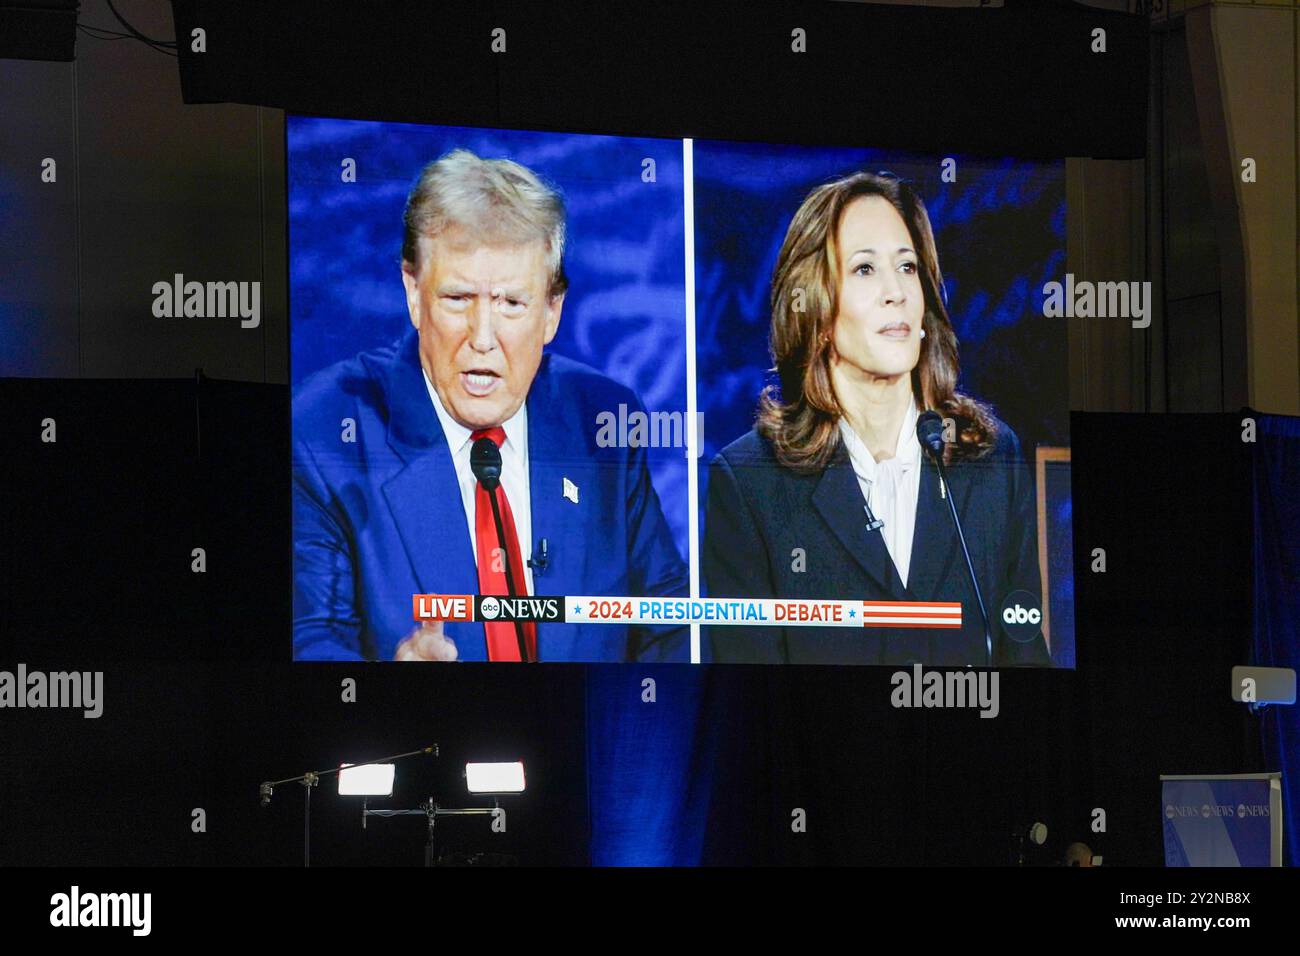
[413,595,963,629]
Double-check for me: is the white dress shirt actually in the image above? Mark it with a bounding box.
[839,401,922,589]
[423,369,534,594]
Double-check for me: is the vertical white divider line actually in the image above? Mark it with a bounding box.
[683,137,701,664]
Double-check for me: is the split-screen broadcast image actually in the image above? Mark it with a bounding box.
[289,117,1073,667]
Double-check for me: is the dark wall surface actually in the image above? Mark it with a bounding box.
[0,1,285,381]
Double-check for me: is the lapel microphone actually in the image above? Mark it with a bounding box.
[863,503,884,533]
[528,537,550,575]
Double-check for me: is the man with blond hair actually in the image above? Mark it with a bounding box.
[293,149,687,662]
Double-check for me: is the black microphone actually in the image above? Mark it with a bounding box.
[915,410,993,667]
[470,436,503,490]
[916,410,946,457]
[469,436,530,662]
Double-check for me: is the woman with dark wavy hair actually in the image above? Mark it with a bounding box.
[704,171,1050,666]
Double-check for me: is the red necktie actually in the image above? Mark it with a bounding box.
[471,427,536,662]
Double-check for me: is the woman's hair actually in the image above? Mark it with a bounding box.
[401,148,568,298]
[756,170,997,472]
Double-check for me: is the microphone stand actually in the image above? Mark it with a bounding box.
[258,744,438,867]
[470,436,532,662]
[925,451,993,668]
[484,484,531,663]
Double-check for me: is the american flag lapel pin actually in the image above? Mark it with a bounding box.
[562,476,579,504]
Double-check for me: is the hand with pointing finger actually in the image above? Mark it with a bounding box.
[393,621,459,661]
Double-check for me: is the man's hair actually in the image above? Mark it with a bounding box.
[401,148,568,298]
[756,169,997,474]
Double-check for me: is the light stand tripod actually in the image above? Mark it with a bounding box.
[258,744,438,867]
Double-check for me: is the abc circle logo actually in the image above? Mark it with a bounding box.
[1004,605,1040,625]
[479,596,501,620]
[999,590,1043,644]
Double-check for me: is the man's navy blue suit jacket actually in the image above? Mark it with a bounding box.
[703,421,1054,666]
[293,326,689,662]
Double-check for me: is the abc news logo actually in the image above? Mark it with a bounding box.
[411,594,564,623]
[1164,803,1270,819]
[999,590,1043,644]
[477,596,563,623]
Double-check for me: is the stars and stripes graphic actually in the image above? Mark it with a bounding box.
[859,600,963,629]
